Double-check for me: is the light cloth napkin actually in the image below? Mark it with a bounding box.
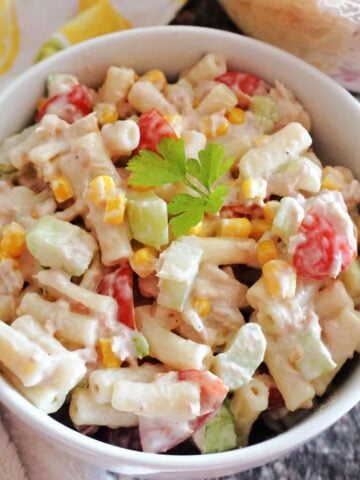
[0,403,135,480]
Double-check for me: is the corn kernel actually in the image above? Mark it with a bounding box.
[51,176,74,203]
[253,135,270,147]
[104,193,127,225]
[263,200,280,223]
[193,298,211,317]
[216,121,229,137]
[0,222,26,258]
[141,69,167,90]
[241,177,267,200]
[199,117,229,139]
[262,259,296,299]
[95,103,118,126]
[256,239,278,265]
[250,219,270,240]
[189,222,203,236]
[321,176,342,191]
[97,338,121,368]
[87,175,116,208]
[218,218,252,238]
[226,107,245,124]
[130,247,157,278]
[0,250,10,261]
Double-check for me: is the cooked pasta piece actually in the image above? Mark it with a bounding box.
[70,388,138,427]
[112,374,200,421]
[0,318,54,387]
[89,363,167,404]
[98,66,136,104]
[18,292,98,348]
[184,53,227,85]
[136,306,213,370]
[231,375,269,446]
[128,81,177,115]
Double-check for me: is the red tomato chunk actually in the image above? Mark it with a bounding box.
[35,84,92,123]
[97,262,135,329]
[293,210,355,280]
[135,108,177,153]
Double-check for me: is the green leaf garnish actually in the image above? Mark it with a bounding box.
[128,138,235,236]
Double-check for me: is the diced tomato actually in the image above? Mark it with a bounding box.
[268,386,285,410]
[35,84,92,123]
[135,109,177,153]
[97,262,135,329]
[221,203,264,219]
[293,210,355,280]
[178,369,228,429]
[215,71,264,108]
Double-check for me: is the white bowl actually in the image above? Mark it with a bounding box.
[1,26,360,480]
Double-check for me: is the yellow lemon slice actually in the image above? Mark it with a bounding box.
[0,0,20,74]
[60,0,131,45]
[79,0,100,12]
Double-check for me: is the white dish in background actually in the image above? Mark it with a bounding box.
[0,26,360,480]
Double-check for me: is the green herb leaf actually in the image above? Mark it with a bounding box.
[197,144,234,190]
[157,137,187,180]
[127,139,186,186]
[168,194,207,236]
[170,206,205,237]
[127,137,235,237]
[168,193,206,215]
[205,185,228,213]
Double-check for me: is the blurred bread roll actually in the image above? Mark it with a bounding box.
[219,0,360,88]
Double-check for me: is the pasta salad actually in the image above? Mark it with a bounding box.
[1,53,360,454]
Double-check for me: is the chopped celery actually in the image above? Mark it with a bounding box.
[340,260,360,305]
[277,157,322,193]
[294,321,336,381]
[212,323,266,390]
[127,192,168,249]
[193,400,237,453]
[272,197,304,240]
[157,241,203,312]
[26,215,97,276]
[132,332,149,359]
[250,95,278,133]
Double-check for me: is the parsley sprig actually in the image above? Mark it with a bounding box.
[127,138,235,236]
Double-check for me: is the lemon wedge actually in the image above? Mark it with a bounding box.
[0,0,20,74]
[60,0,131,45]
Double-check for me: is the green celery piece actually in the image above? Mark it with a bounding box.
[295,323,336,381]
[194,400,237,454]
[250,95,278,133]
[157,241,203,312]
[272,196,304,240]
[127,192,168,249]
[132,332,149,359]
[212,323,266,391]
[26,215,97,276]
[277,157,322,193]
[340,259,360,303]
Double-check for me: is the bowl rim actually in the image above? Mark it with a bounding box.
[0,25,360,471]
